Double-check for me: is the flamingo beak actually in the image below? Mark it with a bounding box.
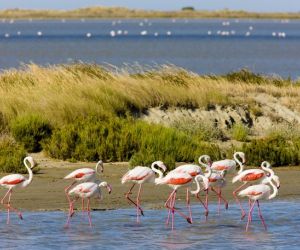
[161,164,167,172]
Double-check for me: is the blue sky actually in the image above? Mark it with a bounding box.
[1,0,299,12]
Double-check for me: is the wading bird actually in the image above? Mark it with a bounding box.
[232,161,276,219]
[121,161,166,223]
[64,161,104,217]
[211,152,245,174]
[156,170,209,230]
[238,174,279,231]
[0,156,36,224]
[66,181,112,227]
[172,155,212,221]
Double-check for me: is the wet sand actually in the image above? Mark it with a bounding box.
[0,153,299,211]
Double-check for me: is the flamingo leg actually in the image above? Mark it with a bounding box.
[136,184,143,223]
[65,196,79,227]
[165,191,176,226]
[125,184,144,216]
[233,183,247,220]
[195,192,209,219]
[205,189,209,221]
[1,189,23,224]
[165,190,192,226]
[186,188,193,223]
[211,187,228,211]
[65,181,76,204]
[87,198,92,227]
[249,198,252,222]
[256,200,267,231]
[82,198,85,217]
[246,200,256,232]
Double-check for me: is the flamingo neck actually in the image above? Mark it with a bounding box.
[95,161,103,175]
[23,157,33,186]
[261,162,274,178]
[268,177,278,199]
[199,156,212,178]
[191,175,209,195]
[151,163,164,180]
[234,153,244,174]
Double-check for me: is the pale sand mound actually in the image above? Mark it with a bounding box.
[140,93,300,137]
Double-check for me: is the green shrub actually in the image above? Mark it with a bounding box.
[0,135,27,173]
[44,116,222,169]
[10,114,52,152]
[242,135,300,166]
[231,123,249,141]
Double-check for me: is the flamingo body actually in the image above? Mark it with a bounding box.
[211,159,236,173]
[64,168,96,182]
[121,166,155,184]
[157,171,193,189]
[174,164,202,177]
[239,184,271,200]
[0,174,27,188]
[232,169,265,183]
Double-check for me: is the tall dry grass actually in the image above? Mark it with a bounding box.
[0,64,299,127]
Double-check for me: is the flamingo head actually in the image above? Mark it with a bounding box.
[99,182,112,194]
[273,175,280,189]
[97,160,104,173]
[154,161,167,172]
[25,156,37,169]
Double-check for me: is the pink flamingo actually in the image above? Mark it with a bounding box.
[121,161,166,223]
[0,156,36,224]
[211,152,245,173]
[67,181,112,227]
[238,174,279,231]
[232,161,275,219]
[173,155,212,221]
[64,160,104,217]
[156,170,209,230]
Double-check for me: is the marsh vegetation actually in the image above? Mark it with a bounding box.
[1,64,300,171]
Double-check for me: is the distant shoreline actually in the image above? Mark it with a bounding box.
[0,7,300,20]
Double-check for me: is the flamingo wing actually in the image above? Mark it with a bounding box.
[232,169,264,183]
[175,164,202,176]
[64,168,95,180]
[211,159,236,171]
[238,184,270,198]
[0,174,25,185]
[164,172,193,185]
[121,166,153,183]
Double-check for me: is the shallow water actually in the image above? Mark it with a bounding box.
[0,200,298,249]
[1,19,300,78]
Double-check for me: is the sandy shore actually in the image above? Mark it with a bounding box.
[0,153,299,212]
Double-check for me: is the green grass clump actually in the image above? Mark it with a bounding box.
[230,123,250,142]
[242,135,300,166]
[44,116,221,169]
[10,114,52,152]
[0,135,27,173]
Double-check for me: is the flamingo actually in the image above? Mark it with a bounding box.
[211,152,245,174]
[64,160,104,217]
[238,174,279,231]
[66,181,112,227]
[173,155,212,220]
[121,161,166,222]
[232,161,276,219]
[156,170,209,230]
[0,156,36,224]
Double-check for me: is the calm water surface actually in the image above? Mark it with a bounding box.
[0,19,300,78]
[0,200,298,249]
